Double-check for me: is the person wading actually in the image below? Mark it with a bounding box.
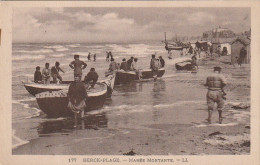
[205,66,227,124]
[150,54,159,80]
[159,56,165,68]
[68,74,88,128]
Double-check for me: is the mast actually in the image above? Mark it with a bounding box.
[164,32,167,43]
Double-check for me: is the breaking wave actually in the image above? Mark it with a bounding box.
[12,55,45,61]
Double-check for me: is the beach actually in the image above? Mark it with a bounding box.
[12,43,250,155]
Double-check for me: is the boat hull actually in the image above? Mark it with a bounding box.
[115,68,165,85]
[24,74,115,97]
[36,83,108,118]
[175,61,194,71]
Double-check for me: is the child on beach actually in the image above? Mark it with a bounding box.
[34,66,42,83]
[42,63,51,84]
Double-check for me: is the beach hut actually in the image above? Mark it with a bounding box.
[211,38,233,55]
[231,37,251,65]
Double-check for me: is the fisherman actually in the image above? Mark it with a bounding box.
[188,46,193,55]
[51,61,65,84]
[131,58,142,79]
[205,66,227,124]
[34,66,42,83]
[84,68,99,88]
[42,63,51,84]
[106,51,110,61]
[69,54,87,78]
[108,58,119,72]
[120,58,128,71]
[109,52,113,61]
[93,54,96,61]
[191,55,198,70]
[68,74,88,128]
[127,56,134,70]
[87,53,91,61]
[238,46,247,67]
[159,56,165,68]
[210,45,213,57]
[150,55,159,79]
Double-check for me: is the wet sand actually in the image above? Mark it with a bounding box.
[13,53,250,155]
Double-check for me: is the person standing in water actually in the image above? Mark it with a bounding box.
[69,54,87,78]
[191,54,198,70]
[42,63,51,84]
[106,51,110,62]
[159,56,165,68]
[68,74,88,128]
[150,54,159,79]
[205,66,227,124]
[87,53,91,61]
[93,54,96,61]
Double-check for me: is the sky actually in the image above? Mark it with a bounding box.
[13,7,250,43]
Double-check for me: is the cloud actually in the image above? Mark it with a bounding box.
[186,12,216,25]
[12,8,250,43]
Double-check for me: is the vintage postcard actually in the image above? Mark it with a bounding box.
[0,1,259,165]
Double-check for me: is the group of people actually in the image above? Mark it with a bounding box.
[106,51,114,62]
[34,61,65,84]
[106,55,165,79]
[87,53,97,61]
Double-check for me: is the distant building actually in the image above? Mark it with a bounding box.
[231,36,251,65]
[203,27,236,55]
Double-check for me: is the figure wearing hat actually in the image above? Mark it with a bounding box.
[205,66,227,124]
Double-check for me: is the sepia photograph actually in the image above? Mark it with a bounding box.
[10,7,253,156]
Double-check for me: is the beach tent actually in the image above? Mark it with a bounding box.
[231,37,251,65]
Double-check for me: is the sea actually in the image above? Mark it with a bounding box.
[12,42,250,150]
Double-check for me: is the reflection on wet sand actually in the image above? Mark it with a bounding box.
[37,113,108,135]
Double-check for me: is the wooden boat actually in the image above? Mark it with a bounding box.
[165,44,183,51]
[163,32,190,52]
[36,82,108,118]
[35,73,115,118]
[23,74,115,97]
[115,68,165,85]
[175,60,197,71]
